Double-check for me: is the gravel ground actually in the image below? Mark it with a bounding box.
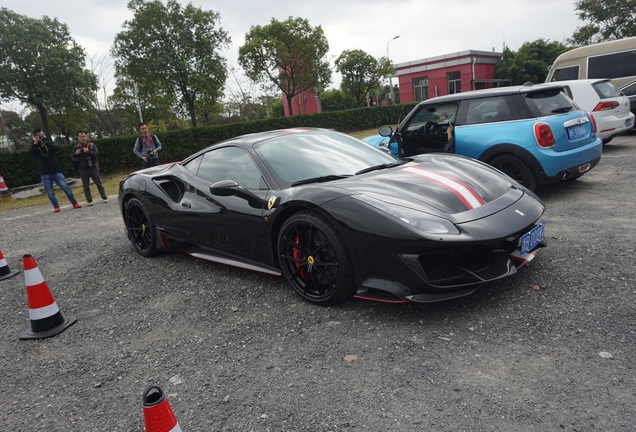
[1,134,635,431]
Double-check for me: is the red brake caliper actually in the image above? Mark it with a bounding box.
[293,235,307,279]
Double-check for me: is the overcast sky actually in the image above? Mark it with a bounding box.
[1,0,583,108]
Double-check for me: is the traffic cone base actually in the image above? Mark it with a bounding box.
[0,250,19,281]
[20,254,77,340]
[19,315,77,340]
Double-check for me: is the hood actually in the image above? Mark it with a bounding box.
[331,154,525,223]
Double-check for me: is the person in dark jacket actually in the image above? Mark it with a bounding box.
[28,129,81,212]
[71,131,107,206]
[133,122,162,168]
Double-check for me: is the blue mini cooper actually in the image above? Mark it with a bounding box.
[364,83,603,190]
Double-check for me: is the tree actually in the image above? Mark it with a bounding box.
[0,8,97,138]
[496,39,570,85]
[570,0,636,46]
[335,49,394,107]
[319,89,357,112]
[0,109,31,151]
[112,0,230,127]
[238,16,331,116]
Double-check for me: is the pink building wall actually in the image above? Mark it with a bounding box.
[396,50,503,103]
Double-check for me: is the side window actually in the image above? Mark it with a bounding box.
[622,82,636,96]
[461,98,513,125]
[183,155,202,175]
[197,146,266,190]
[407,104,457,129]
[552,66,579,81]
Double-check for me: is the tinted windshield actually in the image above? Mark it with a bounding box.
[254,130,396,186]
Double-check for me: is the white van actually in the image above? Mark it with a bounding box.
[545,37,636,88]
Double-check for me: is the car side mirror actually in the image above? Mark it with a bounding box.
[379,125,393,137]
[209,180,265,209]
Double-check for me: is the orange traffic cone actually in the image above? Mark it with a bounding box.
[143,386,183,432]
[19,254,77,340]
[0,175,13,202]
[0,249,19,281]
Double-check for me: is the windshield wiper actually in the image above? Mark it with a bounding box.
[551,106,573,113]
[355,161,406,176]
[291,174,352,187]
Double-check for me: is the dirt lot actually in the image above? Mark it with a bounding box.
[1,133,635,431]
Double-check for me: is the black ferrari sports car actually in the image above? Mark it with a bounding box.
[119,128,546,305]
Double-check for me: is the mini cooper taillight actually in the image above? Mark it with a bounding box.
[593,101,619,111]
[533,122,556,148]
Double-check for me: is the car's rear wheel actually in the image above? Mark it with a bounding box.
[278,211,355,306]
[490,155,537,191]
[124,197,158,257]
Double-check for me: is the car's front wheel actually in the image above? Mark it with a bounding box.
[124,197,158,257]
[490,154,537,191]
[278,211,356,305]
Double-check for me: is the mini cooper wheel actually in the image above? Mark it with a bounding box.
[124,198,158,257]
[490,154,537,191]
[278,211,355,305]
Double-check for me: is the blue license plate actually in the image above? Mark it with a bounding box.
[567,124,586,140]
[626,119,633,127]
[520,221,545,255]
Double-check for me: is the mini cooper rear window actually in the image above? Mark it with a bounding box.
[525,89,575,117]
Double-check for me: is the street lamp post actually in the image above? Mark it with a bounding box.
[387,35,400,104]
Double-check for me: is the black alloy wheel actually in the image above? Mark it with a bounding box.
[278,211,355,305]
[490,154,538,191]
[124,198,158,257]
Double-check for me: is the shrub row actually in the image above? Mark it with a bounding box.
[0,103,417,188]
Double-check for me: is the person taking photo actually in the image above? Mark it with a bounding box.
[71,131,108,206]
[28,129,81,212]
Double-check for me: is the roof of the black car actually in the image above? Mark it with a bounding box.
[417,82,567,105]
[226,127,329,145]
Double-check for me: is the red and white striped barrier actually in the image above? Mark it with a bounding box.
[143,386,183,432]
[0,249,19,281]
[19,254,77,340]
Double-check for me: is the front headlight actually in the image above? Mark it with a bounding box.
[352,194,460,235]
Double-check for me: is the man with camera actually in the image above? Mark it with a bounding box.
[133,122,162,169]
[28,129,81,212]
[71,130,107,206]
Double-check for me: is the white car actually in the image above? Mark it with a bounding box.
[558,79,634,144]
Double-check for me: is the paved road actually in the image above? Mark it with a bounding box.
[1,133,635,431]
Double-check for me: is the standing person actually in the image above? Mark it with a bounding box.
[71,131,108,206]
[28,129,81,212]
[133,122,162,169]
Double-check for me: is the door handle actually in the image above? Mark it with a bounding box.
[181,202,191,208]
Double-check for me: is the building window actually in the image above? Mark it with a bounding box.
[448,71,461,94]
[413,77,429,101]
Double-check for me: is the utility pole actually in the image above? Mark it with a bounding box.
[133,82,143,123]
[387,35,400,104]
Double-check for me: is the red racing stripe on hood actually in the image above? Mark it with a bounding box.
[400,166,485,210]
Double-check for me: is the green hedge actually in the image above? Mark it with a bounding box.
[0,103,417,188]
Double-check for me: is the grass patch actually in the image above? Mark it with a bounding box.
[0,170,130,212]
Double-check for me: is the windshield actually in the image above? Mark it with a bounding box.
[254,130,396,186]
